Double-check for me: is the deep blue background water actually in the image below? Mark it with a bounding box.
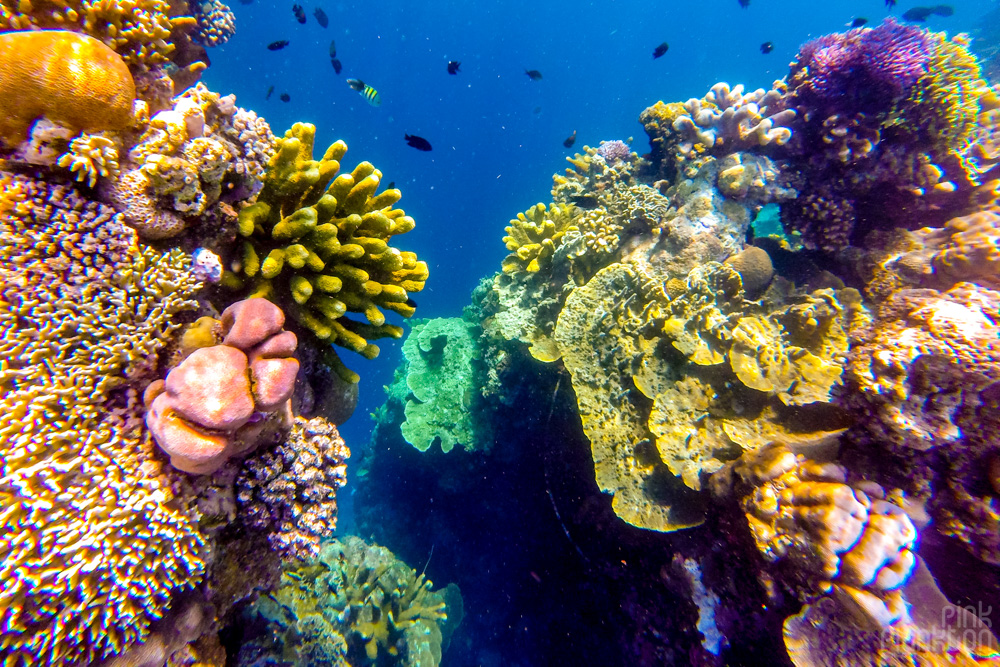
[201,0,994,521]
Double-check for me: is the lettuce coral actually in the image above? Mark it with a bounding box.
[399,317,492,454]
[0,172,207,665]
[0,31,136,147]
[227,122,428,383]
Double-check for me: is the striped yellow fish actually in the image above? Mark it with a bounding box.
[347,78,381,107]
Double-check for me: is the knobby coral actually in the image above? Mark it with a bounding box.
[226,122,428,383]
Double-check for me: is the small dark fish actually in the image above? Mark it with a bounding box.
[524,69,542,80]
[902,6,933,21]
[292,4,306,23]
[280,93,290,102]
[447,60,460,75]
[738,0,749,7]
[347,78,380,106]
[265,85,274,100]
[532,106,542,114]
[385,181,395,190]
[652,42,669,59]
[329,40,336,57]
[760,41,774,54]
[267,40,289,51]
[563,130,577,148]
[331,58,342,74]
[314,7,328,28]
[848,17,868,27]
[404,134,432,151]
[885,0,896,7]
[931,4,953,16]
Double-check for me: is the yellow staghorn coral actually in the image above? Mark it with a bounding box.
[501,202,579,274]
[0,30,136,147]
[57,133,121,187]
[0,172,207,665]
[0,0,194,66]
[226,123,428,383]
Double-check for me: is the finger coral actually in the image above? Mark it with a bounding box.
[57,133,121,187]
[246,536,458,667]
[226,122,428,383]
[0,172,207,665]
[502,202,579,274]
[145,298,299,474]
[0,31,136,147]
[236,415,350,561]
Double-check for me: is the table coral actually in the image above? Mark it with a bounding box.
[236,415,350,561]
[399,317,492,454]
[226,122,428,383]
[145,298,299,474]
[249,536,456,667]
[0,30,136,147]
[0,172,207,665]
[0,0,194,66]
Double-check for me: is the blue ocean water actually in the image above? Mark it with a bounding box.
[202,0,993,462]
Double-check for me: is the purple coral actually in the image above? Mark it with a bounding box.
[596,140,632,164]
[794,19,932,108]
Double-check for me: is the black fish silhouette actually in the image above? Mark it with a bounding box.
[448,60,460,74]
[405,134,432,151]
[265,85,274,100]
[902,6,934,21]
[267,40,290,51]
[524,69,542,80]
[280,93,291,102]
[292,4,306,23]
[760,41,774,54]
[314,7,329,28]
[652,42,669,59]
[331,58,342,74]
[738,0,749,7]
[849,17,868,27]
[563,130,577,148]
[329,39,336,57]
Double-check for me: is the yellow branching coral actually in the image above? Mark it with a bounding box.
[0,31,136,147]
[501,202,579,274]
[226,123,428,383]
[0,172,207,665]
[0,0,194,66]
[57,133,121,187]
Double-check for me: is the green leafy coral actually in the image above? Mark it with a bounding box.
[226,123,429,383]
[398,317,492,453]
[253,536,458,667]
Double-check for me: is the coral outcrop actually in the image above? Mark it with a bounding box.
[226,122,428,383]
[0,172,207,664]
[191,0,236,48]
[145,298,299,474]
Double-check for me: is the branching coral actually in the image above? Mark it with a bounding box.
[250,536,456,667]
[57,133,121,187]
[226,122,428,383]
[0,0,195,66]
[0,31,136,147]
[501,202,579,274]
[236,415,350,561]
[0,172,207,665]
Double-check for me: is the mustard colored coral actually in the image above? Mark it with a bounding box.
[0,31,136,147]
[57,133,121,187]
[227,122,428,383]
[501,202,578,274]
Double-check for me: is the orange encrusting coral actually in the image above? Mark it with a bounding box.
[0,30,136,147]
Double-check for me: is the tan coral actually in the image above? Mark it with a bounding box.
[57,133,121,187]
[501,202,579,274]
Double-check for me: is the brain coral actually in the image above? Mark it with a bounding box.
[227,122,428,383]
[0,172,207,664]
[0,31,136,147]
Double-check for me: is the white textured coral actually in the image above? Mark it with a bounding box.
[57,134,121,188]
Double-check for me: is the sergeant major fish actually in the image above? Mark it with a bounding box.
[347,78,381,106]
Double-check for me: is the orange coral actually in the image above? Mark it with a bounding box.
[0,30,135,146]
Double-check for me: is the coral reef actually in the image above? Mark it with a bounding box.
[57,133,122,187]
[225,122,428,383]
[0,31,136,147]
[0,172,207,664]
[501,202,579,274]
[397,317,492,454]
[191,0,236,48]
[242,536,458,667]
[236,415,350,561]
[145,298,299,474]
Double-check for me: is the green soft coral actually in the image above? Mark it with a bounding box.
[400,317,492,453]
[226,123,429,383]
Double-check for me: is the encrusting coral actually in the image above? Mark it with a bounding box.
[245,536,457,667]
[225,122,428,383]
[0,172,208,665]
[236,415,350,562]
[145,298,299,475]
[0,31,137,147]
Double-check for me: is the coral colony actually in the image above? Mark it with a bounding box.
[0,3,997,665]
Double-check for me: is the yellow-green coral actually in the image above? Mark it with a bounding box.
[226,123,428,383]
[0,30,136,146]
[0,0,195,66]
[57,133,121,187]
[0,172,207,665]
[256,536,455,667]
[501,202,579,274]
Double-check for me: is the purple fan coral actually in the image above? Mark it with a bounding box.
[597,139,632,163]
[793,18,932,109]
